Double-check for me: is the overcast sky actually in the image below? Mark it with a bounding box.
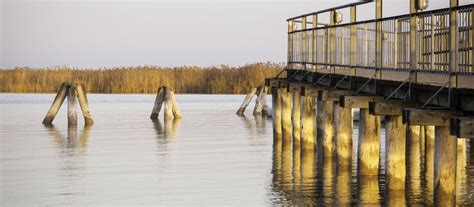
[1,0,467,68]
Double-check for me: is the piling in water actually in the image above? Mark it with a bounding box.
[42,83,69,125]
[42,82,93,126]
[280,89,293,145]
[253,86,268,115]
[272,87,283,148]
[385,115,406,190]
[150,86,182,120]
[322,101,335,157]
[335,105,352,165]
[301,96,316,151]
[236,87,257,116]
[434,126,457,206]
[358,108,380,176]
[292,91,301,148]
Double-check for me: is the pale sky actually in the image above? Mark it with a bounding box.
[0,0,468,68]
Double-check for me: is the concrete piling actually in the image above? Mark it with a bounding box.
[358,108,380,176]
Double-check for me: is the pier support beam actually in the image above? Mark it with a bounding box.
[335,105,352,165]
[358,108,381,175]
[281,87,293,145]
[301,96,316,151]
[385,115,406,190]
[322,100,335,156]
[272,87,283,148]
[292,89,302,148]
[434,126,457,206]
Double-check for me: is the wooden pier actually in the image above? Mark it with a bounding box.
[267,0,474,205]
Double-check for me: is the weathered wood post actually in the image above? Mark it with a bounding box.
[150,87,165,120]
[385,115,406,190]
[301,88,317,151]
[68,84,78,127]
[291,86,302,149]
[42,83,69,125]
[236,87,257,115]
[403,108,462,206]
[322,100,335,156]
[341,95,383,176]
[408,125,422,196]
[150,86,182,120]
[335,106,352,165]
[424,125,435,203]
[253,86,268,115]
[76,84,94,125]
[43,82,94,126]
[272,86,283,148]
[281,86,293,145]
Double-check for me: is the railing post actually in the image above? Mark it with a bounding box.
[350,5,357,90]
[330,10,336,76]
[302,16,307,70]
[449,0,459,107]
[375,0,383,84]
[288,20,293,68]
[312,14,318,72]
[409,0,418,100]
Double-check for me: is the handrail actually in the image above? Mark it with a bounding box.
[287,0,374,21]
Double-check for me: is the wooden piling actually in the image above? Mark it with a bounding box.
[164,87,174,120]
[292,91,301,148]
[385,115,406,190]
[68,84,78,127]
[408,125,422,196]
[169,89,182,119]
[272,87,283,147]
[281,89,293,145]
[358,108,381,176]
[253,86,268,115]
[424,126,435,204]
[150,87,165,120]
[75,84,94,125]
[236,87,257,115]
[323,101,335,157]
[301,96,316,151]
[42,83,69,125]
[434,126,457,206]
[335,106,352,165]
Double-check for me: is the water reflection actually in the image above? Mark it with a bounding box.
[152,118,181,141]
[239,115,267,135]
[45,124,92,152]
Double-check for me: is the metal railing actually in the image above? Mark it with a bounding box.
[287,3,474,79]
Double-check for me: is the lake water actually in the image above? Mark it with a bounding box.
[1,94,473,206]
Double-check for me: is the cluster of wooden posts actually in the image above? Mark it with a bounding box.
[42,83,181,126]
[236,86,269,116]
[269,81,471,206]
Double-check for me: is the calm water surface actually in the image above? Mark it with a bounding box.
[0,94,473,206]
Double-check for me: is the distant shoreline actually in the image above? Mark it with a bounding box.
[0,63,282,94]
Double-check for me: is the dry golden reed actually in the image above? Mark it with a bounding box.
[0,62,283,94]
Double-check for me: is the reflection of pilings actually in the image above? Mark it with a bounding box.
[424,126,435,205]
[385,115,406,190]
[323,155,336,205]
[45,124,91,152]
[386,189,406,207]
[335,164,352,206]
[359,175,380,206]
[434,126,457,206]
[408,126,422,200]
[300,150,316,203]
[322,101,335,157]
[358,108,380,175]
[293,92,302,149]
[272,87,283,149]
[153,118,181,140]
[292,141,301,201]
[335,105,352,165]
[301,96,316,151]
[281,138,293,197]
[271,135,283,200]
[281,89,293,145]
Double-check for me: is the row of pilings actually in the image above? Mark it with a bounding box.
[270,84,469,206]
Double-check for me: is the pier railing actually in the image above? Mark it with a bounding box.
[287,3,474,82]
